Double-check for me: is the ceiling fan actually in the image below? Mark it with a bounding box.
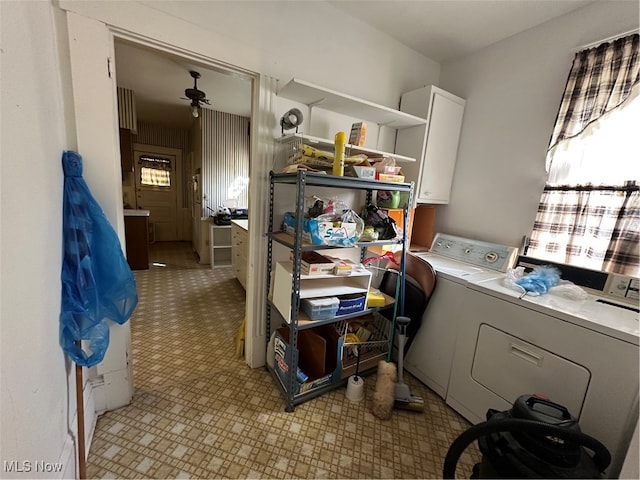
[182,70,210,118]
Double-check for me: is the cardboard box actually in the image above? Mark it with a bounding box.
[273,326,342,395]
[409,205,435,251]
[348,122,367,146]
[290,251,337,275]
[351,165,376,179]
[378,173,405,183]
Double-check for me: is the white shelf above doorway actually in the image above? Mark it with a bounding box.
[278,78,428,129]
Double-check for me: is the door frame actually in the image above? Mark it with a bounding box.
[133,144,183,241]
[65,11,274,416]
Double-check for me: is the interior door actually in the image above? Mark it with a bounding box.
[66,11,133,413]
[134,149,178,241]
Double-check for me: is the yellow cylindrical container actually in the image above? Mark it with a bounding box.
[333,131,346,176]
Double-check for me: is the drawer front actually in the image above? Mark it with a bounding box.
[471,324,591,417]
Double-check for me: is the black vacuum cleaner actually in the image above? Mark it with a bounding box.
[443,394,611,479]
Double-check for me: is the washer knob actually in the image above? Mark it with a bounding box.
[485,252,499,263]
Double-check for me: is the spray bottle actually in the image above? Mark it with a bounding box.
[333,131,346,176]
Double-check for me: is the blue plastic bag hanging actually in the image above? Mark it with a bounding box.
[515,265,561,295]
[59,151,138,367]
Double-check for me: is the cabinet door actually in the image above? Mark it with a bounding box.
[232,225,248,288]
[396,86,464,206]
[417,92,464,204]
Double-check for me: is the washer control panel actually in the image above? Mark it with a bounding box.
[606,275,640,302]
[430,233,518,272]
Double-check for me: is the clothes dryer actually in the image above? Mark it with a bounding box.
[446,266,639,478]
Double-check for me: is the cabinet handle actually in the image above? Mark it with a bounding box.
[510,343,543,366]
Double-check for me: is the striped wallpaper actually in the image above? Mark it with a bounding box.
[201,109,250,214]
[117,87,137,133]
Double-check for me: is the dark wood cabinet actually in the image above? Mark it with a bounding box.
[124,214,149,270]
[119,128,134,172]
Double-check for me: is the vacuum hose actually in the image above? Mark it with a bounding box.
[442,418,611,479]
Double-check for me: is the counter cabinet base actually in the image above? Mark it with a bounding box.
[124,215,150,270]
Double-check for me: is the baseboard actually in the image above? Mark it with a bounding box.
[59,434,76,480]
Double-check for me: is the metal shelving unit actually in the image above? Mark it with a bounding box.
[265,170,414,411]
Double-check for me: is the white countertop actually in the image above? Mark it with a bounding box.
[232,219,248,230]
[124,209,150,217]
[467,276,639,345]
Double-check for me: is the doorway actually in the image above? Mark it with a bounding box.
[112,45,251,393]
[133,146,182,241]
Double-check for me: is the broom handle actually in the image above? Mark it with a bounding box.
[75,341,86,479]
[354,345,361,380]
[396,316,410,384]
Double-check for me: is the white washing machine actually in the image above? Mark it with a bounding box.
[404,233,518,398]
[446,262,639,478]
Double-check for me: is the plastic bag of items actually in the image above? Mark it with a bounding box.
[360,204,399,241]
[283,198,364,247]
[503,265,588,300]
[314,209,364,246]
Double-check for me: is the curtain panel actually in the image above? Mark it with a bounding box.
[529,186,639,275]
[603,190,640,275]
[546,34,639,168]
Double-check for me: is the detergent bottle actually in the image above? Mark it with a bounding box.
[333,131,346,176]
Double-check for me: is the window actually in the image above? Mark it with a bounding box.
[138,155,171,187]
[527,34,639,277]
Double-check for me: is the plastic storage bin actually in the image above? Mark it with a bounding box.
[301,297,340,320]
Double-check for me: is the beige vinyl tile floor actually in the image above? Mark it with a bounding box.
[87,241,479,479]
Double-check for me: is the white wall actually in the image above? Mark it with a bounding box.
[437,0,639,248]
[0,0,78,475]
[61,0,440,112]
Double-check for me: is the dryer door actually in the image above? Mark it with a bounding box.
[472,324,591,417]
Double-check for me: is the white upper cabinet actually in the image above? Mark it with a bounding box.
[395,86,465,205]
